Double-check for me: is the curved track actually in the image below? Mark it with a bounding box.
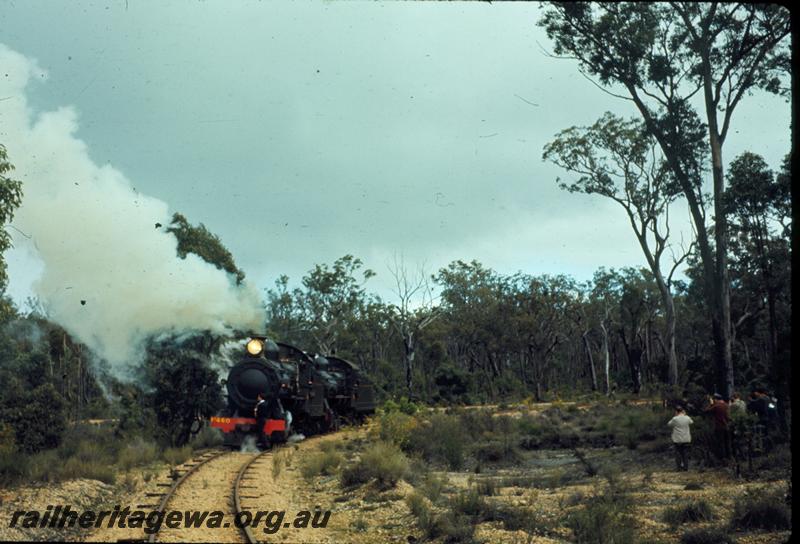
[233,450,269,544]
[142,448,270,544]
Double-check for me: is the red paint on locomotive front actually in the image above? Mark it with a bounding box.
[210,416,286,434]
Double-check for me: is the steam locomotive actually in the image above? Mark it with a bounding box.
[210,335,376,448]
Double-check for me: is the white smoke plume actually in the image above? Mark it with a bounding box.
[1,44,263,375]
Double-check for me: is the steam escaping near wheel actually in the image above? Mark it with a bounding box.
[0,44,263,377]
[239,435,259,454]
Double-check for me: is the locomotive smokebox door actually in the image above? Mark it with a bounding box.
[227,359,280,413]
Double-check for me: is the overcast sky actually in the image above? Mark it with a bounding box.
[2,1,791,306]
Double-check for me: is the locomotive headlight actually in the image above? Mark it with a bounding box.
[246,338,264,356]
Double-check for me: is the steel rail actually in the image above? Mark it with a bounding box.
[233,449,270,544]
[145,449,228,543]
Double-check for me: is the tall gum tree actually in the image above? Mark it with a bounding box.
[544,112,693,387]
[539,2,790,397]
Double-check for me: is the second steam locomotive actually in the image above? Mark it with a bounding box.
[210,335,376,448]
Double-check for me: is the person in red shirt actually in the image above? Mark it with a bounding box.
[704,393,731,461]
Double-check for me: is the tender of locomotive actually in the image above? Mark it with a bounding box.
[210,335,376,448]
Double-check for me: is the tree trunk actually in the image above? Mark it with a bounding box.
[619,328,642,394]
[628,83,733,399]
[600,320,610,396]
[665,303,678,387]
[702,51,734,400]
[582,331,598,392]
[403,331,415,396]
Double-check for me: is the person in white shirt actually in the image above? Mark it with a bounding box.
[667,405,693,471]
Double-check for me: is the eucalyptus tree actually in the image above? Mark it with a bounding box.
[566,281,600,392]
[725,152,791,431]
[387,255,440,395]
[544,112,690,386]
[295,255,375,355]
[539,2,791,397]
[342,296,396,376]
[617,268,663,392]
[142,337,223,446]
[435,260,512,397]
[589,268,620,395]
[514,274,575,401]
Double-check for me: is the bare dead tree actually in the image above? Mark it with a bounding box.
[387,254,440,396]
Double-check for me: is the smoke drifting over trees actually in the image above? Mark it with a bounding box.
[0,44,263,375]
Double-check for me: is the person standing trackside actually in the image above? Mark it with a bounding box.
[668,405,693,471]
[705,393,731,461]
[730,393,747,415]
[254,391,269,450]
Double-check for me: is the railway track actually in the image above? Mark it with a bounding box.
[233,450,269,544]
[132,448,269,544]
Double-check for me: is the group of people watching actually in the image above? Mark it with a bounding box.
[667,388,779,471]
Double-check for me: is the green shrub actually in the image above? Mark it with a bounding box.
[420,473,446,503]
[406,492,427,517]
[300,450,343,481]
[410,497,434,533]
[408,413,466,470]
[423,511,476,543]
[12,384,68,453]
[351,516,368,532]
[565,485,636,544]
[516,414,544,435]
[729,490,791,531]
[60,457,116,484]
[487,503,553,534]
[0,449,29,485]
[475,478,497,496]
[497,474,537,489]
[162,445,192,466]
[117,438,159,470]
[474,440,521,464]
[0,422,15,452]
[382,397,421,415]
[681,528,736,544]
[662,500,715,525]
[26,450,62,482]
[340,463,370,488]
[450,488,488,519]
[340,442,408,489]
[562,490,586,507]
[378,410,417,449]
[23,446,116,485]
[318,440,342,453]
[190,425,224,449]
